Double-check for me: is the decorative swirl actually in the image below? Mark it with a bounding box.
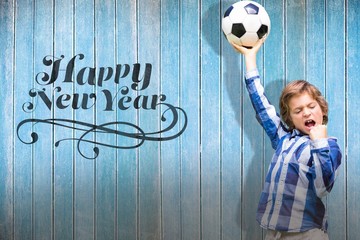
[16,104,187,159]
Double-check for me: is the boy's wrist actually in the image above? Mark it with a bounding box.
[245,55,257,72]
[311,138,328,149]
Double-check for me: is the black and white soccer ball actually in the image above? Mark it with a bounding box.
[222,1,271,48]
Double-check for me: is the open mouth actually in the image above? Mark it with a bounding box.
[305,119,316,128]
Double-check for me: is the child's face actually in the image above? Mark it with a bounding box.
[288,92,324,135]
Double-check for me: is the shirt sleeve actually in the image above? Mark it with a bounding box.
[310,137,342,198]
[244,69,288,149]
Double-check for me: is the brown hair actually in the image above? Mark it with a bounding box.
[279,80,328,130]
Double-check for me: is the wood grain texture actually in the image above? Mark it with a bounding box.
[0,0,357,239]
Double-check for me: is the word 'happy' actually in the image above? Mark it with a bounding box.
[24,54,165,112]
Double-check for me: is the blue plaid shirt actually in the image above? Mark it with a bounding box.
[245,69,342,232]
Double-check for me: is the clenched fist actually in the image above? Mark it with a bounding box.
[309,124,327,140]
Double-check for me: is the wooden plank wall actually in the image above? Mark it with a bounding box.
[0,0,358,239]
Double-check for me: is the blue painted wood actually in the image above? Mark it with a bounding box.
[306,0,326,90]
[241,0,265,238]
[94,1,117,239]
[324,0,346,239]
[160,1,181,239]
[53,0,74,239]
[286,0,306,82]
[0,1,14,239]
[33,0,54,239]
[13,0,34,239]
[221,0,242,237]
[347,0,360,239]
[1,1,360,240]
[201,0,221,239]
[74,0,96,239]
[179,0,201,239]
[138,0,161,239]
[115,1,138,239]
[242,75,264,240]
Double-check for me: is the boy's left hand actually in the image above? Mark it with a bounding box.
[231,35,267,72]
[309,124,327,140]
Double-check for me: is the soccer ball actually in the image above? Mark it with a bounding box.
[222,1,270,48]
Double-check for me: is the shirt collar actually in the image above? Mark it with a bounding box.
[291,129,305,138]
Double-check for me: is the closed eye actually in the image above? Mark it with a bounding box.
[293,109,302,114]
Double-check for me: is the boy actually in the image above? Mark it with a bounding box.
[232,38,342,240]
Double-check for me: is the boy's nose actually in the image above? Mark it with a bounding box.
[303,109,311,117]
